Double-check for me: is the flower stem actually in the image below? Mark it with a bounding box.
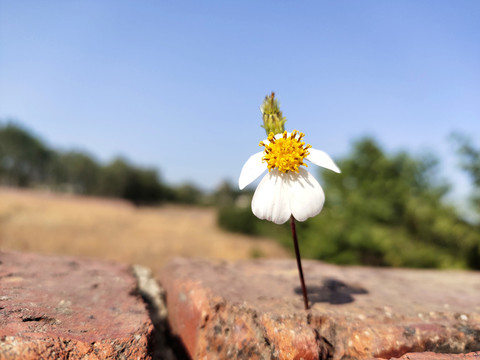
[290,215,309,310]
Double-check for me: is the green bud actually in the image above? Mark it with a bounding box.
[261,92,287,135]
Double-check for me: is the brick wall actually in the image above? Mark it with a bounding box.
[1,251,479,359]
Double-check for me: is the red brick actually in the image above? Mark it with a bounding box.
[386,350,480,359]
[0,251,153,359]
[159,258,480,360]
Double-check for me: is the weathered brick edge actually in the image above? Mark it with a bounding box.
[1,251,479,360]
[0,251,155,360]
[387,351,480,360]
[159,257,480,360]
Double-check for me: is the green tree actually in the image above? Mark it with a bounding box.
[0,119,177,205]
[453,134,480,215]
[49,151,100,194]
[171,183,205,204]
[97,157,168,205]
[0,122,53,187]
[212,181,241,207]
[298,137,480,269]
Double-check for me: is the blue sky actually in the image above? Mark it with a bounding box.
[1,1,479,202]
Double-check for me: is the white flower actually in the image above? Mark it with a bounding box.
[239,130,340,224]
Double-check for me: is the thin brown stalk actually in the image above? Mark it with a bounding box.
[290,215,309,310]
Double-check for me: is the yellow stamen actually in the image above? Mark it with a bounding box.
[260,130,311,173]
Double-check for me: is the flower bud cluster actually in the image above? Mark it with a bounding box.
[261,92,287,135]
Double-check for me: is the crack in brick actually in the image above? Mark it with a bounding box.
[21,315,59,325]
[249,308,275,359]
[308,312,336,360]
[131,264,182,360]
[314,328,334,360]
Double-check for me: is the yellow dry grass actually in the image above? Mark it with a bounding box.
[0,187,290,273]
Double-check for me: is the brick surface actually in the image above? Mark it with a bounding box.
[387,351,480,359]
[159,258,480,360]
[0,251,153,359]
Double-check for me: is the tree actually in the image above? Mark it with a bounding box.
[453,134,480,215]
[296,137,480,269]
[48,151,100,194]
[172,183,205,204]
[0,122,53,187]
[97,157,168,205]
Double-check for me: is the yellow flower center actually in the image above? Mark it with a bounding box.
[260,130,312,173]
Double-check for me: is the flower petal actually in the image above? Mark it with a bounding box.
[306,148,341,173]
[238,151,267,190]
[251,169,291,224]
[288,168,325,222]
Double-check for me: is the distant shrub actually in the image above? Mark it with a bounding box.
[217,206,259,235]
[170,183,206,205]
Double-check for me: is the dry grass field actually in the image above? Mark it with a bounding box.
[0,187,290,273]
